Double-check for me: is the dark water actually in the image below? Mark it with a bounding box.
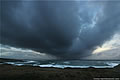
[1,60,120,68]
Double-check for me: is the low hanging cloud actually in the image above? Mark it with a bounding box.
[84,33,120,60]
[0,44,56,60]
[1,0,120,59]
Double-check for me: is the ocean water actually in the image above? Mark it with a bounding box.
[1,60,120,68]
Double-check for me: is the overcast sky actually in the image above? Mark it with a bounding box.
[0,0,120,60]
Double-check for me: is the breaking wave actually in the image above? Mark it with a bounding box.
[1,60,120,69]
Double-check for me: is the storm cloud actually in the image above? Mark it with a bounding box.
[1,0,120,59]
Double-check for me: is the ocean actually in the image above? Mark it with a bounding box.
[1,59,120,68]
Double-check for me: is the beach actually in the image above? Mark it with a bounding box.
[0,58,120,80]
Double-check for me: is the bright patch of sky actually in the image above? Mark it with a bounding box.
[0,44,56,60]
[84,33,120,60]
[93,33,120,54]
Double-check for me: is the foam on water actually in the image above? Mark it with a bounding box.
[0,60,120,68]
[14,64,24,66]
[24,61,36,63]
[5,62,15,65]
[106,62,119,67]
[38,64,118,68]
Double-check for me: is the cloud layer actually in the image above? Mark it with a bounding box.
[1,0,120,59]
[85,33,120,60]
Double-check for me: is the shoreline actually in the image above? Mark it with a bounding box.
[0,58,119,69]
[0,64,120,80]
[0,58,120,80]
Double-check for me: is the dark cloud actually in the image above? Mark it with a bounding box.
[1,0,120,59]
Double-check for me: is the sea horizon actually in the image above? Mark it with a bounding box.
[0,58,120,69]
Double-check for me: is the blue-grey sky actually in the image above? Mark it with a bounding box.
[0,0,120,60]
